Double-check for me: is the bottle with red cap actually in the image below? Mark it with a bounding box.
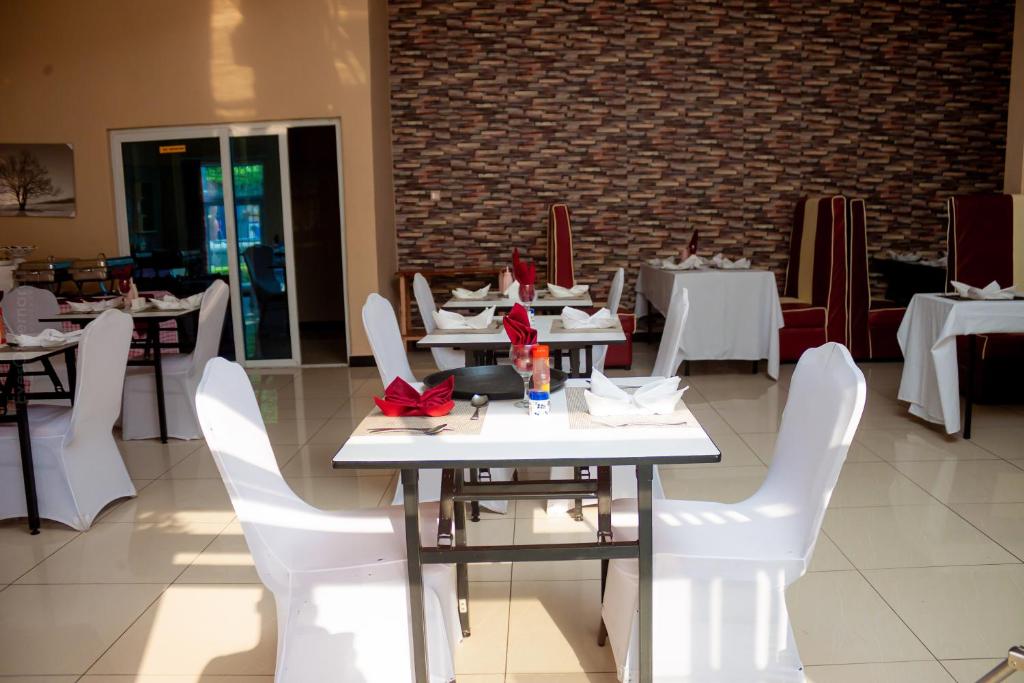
[529,345,551,415]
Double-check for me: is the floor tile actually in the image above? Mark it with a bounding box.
[0,676,79,682]
[659,465,768,503]
[505,580,615,674]
[808,531,854,572]
[710,391,787,433]
[115,439,203,480]
[259,396,349,421]
[968,426,1024,460]
[283,476,393,509]
[82,677,272,682]
[660,433,762,468]
[892,460,1024,504]
[455,582,510,675]
[0,521,79,584]
[305,418,359,445]
[466,518,515,582]
[787,570,931,665]
[164,444,300,479]
[951,502,1024,559]
[279,442,391,478]
[829,462,936,507]
[823,504,1017,569]
[0,583,165,675]
[327,395,379,422]
[262,419,326,445]
[17,521,225,584]
[512,515,601,581]
[89,585,276,675]
[856,429,997,463]
[97,479,235,525]
[742,432,879,465]
[804,661,954,682]
[865,565,1024,659]
[940,658,1007,683]
[506,675,619,682]
[175,522,259,584]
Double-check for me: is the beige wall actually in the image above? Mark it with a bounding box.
[0,0,395,357]
[1006,0,1024,193]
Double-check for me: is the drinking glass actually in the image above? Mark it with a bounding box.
[509,344,535,408]
[518,283,536,305]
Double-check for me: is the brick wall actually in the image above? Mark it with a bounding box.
[389,0,1013,307]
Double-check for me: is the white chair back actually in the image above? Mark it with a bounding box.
[759,342,866,565]
[2,286,60,335]
[651,287,689,378]
[413,273,438,334]
[188,279,230,378]
[607,267,625,315]
[362,293,415,386]
[67,309,133,443]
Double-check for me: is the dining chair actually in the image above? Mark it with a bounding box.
[413,273,465,371]
[0,309,135,530]
[196,357,461,683]
[120,279,229,440]
[362,293,512,514]
[591,267,625,374]
[1,285,70,398]
[601,342,866,682]
[847,198,905,360]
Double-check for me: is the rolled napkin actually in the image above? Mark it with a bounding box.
[584,370,688,417]
[150,292,204,310]
[373,376,455,417]
[561,306,616,330]
[503,303,537,345]
[432,306,496,330]
[67,297,123,313]
[950,280,1017,300]
[452,284,491,300]
[9,328,83,348]
[676,254,705,270]
[711,253,751,270]
[547,282,590,299]
[512,248,537,285]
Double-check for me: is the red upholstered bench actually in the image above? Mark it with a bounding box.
[847,199,905,360]
[780,196,849,362]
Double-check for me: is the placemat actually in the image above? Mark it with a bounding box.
[549,319,620,333]
[450,293,506,302]
[431,321,503,335]
[352,400,488,436]
[565,387,696,430]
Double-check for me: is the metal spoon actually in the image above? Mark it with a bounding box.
[470,394,489,420]
[368,424,449,435]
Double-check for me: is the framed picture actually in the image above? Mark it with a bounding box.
[0,143,76,217]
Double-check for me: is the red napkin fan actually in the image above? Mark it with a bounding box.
[503,303,538,345]
[512,248,536,285]
[374,376,455,417]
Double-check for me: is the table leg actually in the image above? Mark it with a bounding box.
[637,463,654,683]
[751,360,759,375]
[150,325,168,443]
[683,360,691,376]
[585,346,594,376]
[401,468,429,683]
[568,347,581,378]
[40,357,64,393]
[453,469,471,637]
[964,335,976,440]
[13,364,41,535]
[64,347,77,404]
[469,467,480,522]
[597,465,612,647]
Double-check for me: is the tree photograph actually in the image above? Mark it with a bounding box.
[0,143,76,217]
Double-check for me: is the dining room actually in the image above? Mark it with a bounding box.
[1,1,1023,682]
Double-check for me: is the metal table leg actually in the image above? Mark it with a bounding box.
[964,334,976,439]
[401,468,429,683]
[637,463,654,683]
[13,364,41,535]
[64,347,77,404]
[469,467,481,522]
[597,465,612,647]
[453,469,471,637]
[149,324,169,443]
[584,346,594,376]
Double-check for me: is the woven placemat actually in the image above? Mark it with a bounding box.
[431,321,503,335]
[352,400,488,436]
[565,387,696,430]
[549,319,620,333]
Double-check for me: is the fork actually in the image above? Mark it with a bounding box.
[368,424,449,435]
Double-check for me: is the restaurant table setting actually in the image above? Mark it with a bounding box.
[558,306,616,330]
[6,328,82,348]
[431,306,497,331]
[949,279,1019,300]
[547,282,590,298]
[451,283,493,300]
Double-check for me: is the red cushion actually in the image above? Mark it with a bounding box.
[978,333,1024,359]
[867,307,905,359]
[780,327,827,362]
[603,313,635,370]
[781,304,827,328]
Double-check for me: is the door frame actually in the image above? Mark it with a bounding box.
[109,118,350,367]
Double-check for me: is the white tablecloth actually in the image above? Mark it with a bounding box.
[897,293,1024,433]
[634,266,784,379]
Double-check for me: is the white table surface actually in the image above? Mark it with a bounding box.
[0,342,77,362]
[897,293,1024,433]
[442,294,593,310]
[42,305,199,321]
[333,377,720,468]
[418,314,625,348]
[634,266,784,379]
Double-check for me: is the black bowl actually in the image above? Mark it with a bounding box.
[423,364,568,400]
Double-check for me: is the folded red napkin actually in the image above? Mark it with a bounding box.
[512,248,536,285]
[374,376,455,417]
[503,303,538,345]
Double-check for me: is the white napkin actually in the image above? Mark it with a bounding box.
[887,249,922,262]
[432,306,496,330]
[503,279,521,300]
[711,253,752,270]
[128,298,150,312]
[452,284,491,300]
[673,254,705,270]
[67,297,122,313]
[950,280,1017,300]
[9,328,83,348]
[547,283,590,299]
[560,307,616,330]
[150,292,204,310]
[584,370,688,416]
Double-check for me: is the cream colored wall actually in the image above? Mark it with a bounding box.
[0,0,393,356]
[1006,0,1024,192]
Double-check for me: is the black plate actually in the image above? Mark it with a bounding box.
[423,364,568,400]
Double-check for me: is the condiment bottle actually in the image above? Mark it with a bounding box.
[531,345,550,394]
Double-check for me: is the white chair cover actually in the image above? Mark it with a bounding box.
[1,286,69,398]
[651,286,690,379]
[0,309,135,530]
[602,343,867,682]
[121,280,230,440]
[592,267,625,373]
[413,273,465,371]
[362,293,511,513]
[196,357,461,683]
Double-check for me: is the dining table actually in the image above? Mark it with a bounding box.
[418,314,625,377]
[0,341,78,534]
[41,305,200,443]
[634,265,784,379]
[442,290,593,311]
[333,376,721,683]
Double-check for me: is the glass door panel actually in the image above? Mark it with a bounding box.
[229,135,292,361]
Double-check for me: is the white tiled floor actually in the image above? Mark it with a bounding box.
[1,345,1022,682]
